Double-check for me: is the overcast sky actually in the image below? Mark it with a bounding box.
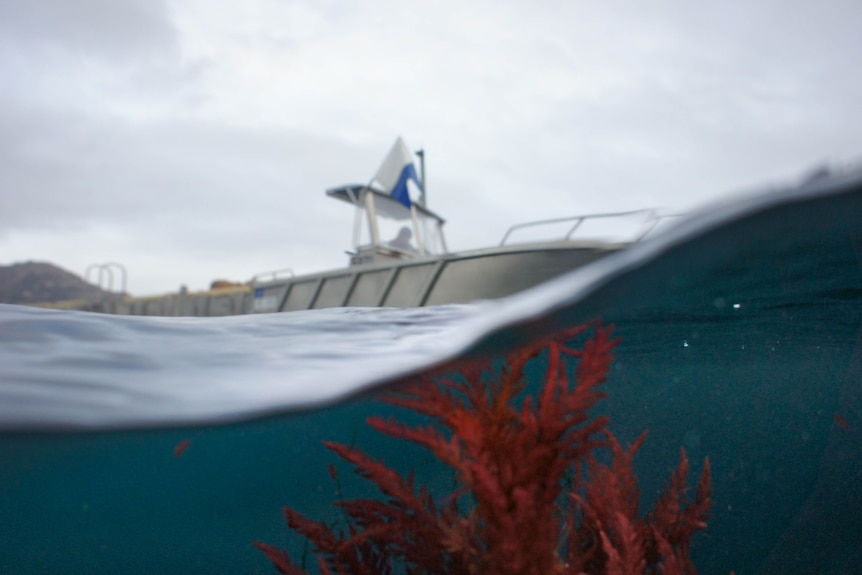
[2,0,861,295]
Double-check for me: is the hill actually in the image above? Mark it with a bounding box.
[0,261,121,305]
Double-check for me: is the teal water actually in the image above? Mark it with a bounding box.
[1,169,860,574]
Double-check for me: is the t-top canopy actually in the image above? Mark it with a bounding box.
[326,185,445,223]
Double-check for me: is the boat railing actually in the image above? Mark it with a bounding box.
[85,262,128,294]
[251,268,295,285]
[499,209,680,246]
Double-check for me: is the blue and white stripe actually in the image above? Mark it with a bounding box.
[372,137,424,208]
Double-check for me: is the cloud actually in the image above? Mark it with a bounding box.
[0,0,178,61]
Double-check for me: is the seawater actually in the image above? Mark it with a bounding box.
[1,171,861,575]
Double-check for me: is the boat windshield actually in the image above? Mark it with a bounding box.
[372,196,416,253]
[415,210,446,255]
[354,191,446,257]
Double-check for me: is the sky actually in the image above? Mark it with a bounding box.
[2,0,861,296]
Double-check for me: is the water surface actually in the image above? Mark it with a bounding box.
[1,168,860,574]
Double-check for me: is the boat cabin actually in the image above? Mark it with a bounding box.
[326,184,448,267]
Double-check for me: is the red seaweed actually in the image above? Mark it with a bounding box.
[256,323,712,574]
[834,413,851,431]
[173,438,192,458]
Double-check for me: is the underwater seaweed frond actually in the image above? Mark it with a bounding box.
[354,324,617,575]
[255,323,712,575]
[568,432,712,575]
[646,450,713,574]
[253,541,306,575]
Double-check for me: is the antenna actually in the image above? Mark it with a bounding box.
[415,149,426,206]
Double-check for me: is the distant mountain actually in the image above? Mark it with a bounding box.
[0,261,121,305]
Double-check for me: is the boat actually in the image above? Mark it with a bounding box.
[53,139,670,316]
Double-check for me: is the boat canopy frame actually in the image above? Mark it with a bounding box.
[327,184,448,266]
